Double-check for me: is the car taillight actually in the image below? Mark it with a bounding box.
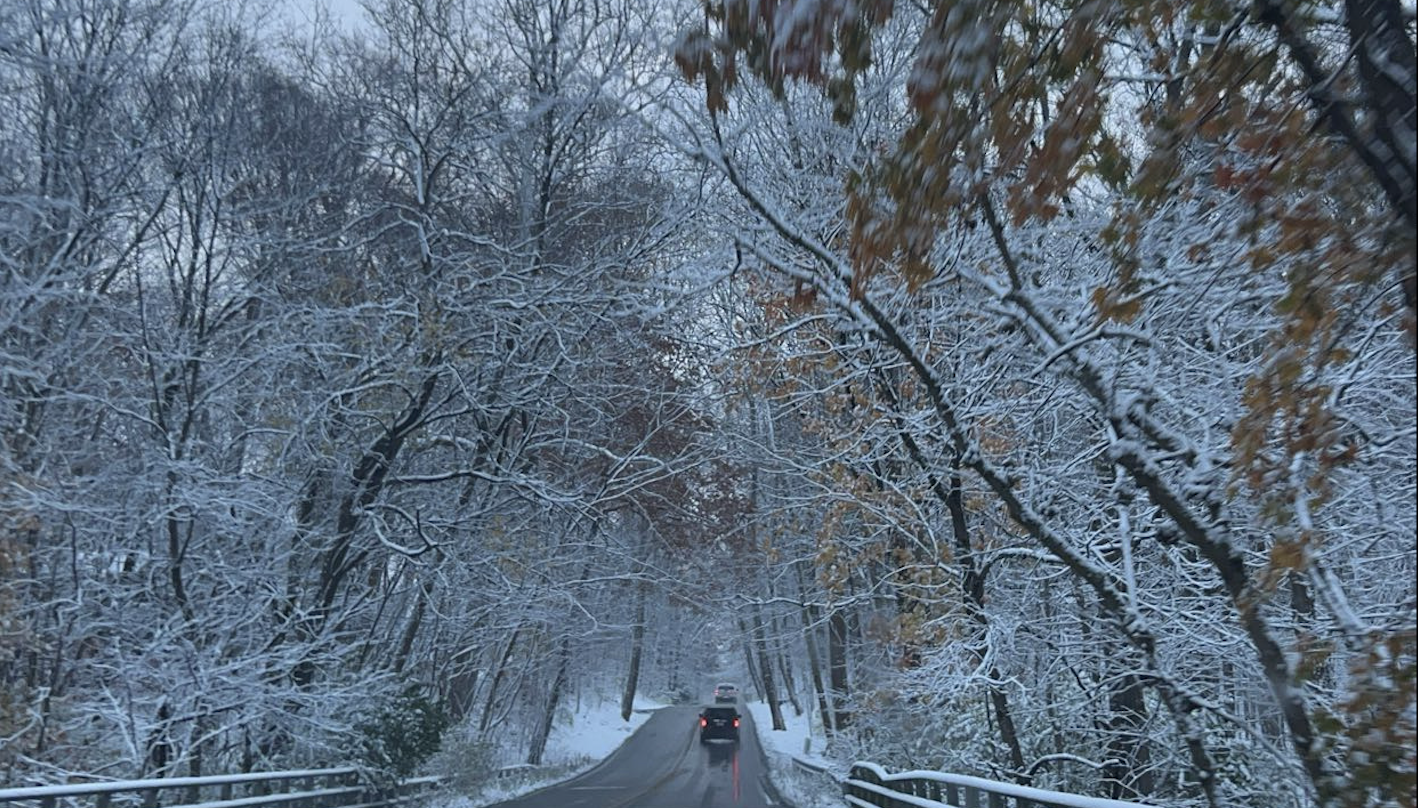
[733,718,740,727]
[700,718,707,727]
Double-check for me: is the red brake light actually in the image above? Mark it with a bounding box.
[733,718,740,727]
[700,717,707,727]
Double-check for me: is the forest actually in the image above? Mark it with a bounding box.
[1,0,1413,806]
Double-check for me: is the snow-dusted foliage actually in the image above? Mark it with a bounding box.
[670,0,1415,806]
[0,0,721,782]
[2,0,1413,806]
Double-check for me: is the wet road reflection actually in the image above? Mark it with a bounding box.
[703,740,740,800]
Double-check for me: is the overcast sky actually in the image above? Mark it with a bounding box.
[280,0,368,32]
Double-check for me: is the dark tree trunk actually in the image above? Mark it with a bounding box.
[989,686,1027,778]
[1096,497,1154,797]
[445,646,479,723]
[753,608,785,730]
[527,635,572,766]
[877,379,1029,778]
[290,372,441,688]
[620,584,647,722]
[1103,671,1155,800]
[479,628,521,733]
[392,582,430,675]
[795,562,834,735]
[777,644,802,717]
[806,617,833,733]
[943,465,1029,780]
[739,618,764,699]
[827,609,850,731]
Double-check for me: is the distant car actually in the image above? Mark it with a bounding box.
[712,682,738,703]
[699,705,741,743]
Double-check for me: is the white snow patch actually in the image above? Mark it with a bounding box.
[430,693,667,808]
[744,701,842,808]
[545,694,667,763]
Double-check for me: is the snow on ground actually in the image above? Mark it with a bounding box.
[744,701,843,808]
[426,693,666,808]
[425,695,843,808]
[543,693,667,765]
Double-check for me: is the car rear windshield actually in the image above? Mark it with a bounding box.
[704,707,738,718]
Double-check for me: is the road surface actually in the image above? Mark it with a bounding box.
[487,704,790,808]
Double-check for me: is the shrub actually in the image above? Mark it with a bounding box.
[353,687,450,779]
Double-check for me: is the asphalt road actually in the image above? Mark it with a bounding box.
[487,704,790,808]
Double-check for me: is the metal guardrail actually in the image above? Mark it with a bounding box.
[490,765,539,782]
[843,761,1157,808]
[790,756,835,777]
[0,768,441,808]
[776,754,845,808]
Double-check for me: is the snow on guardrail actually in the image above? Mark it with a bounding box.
[0,769,439,808]
[845,761,1159,808]
[0,770,361,801]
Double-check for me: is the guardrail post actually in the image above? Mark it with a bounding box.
[141,788,158,808]
[339,771,355,808]
[964,785,980,808]
[988,792,1006,808]
[97,793,112,808]
[40,796,55,808]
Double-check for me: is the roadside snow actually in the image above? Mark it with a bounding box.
[429,693,667,808]
[425,696,840,808]
[556,695,667,761]
[744,701,842,808]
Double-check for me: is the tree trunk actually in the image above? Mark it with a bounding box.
[945,465,1028,781]
[739,618,764,700]
[878,387,1030,776]
[392,582,430,674]
[479,628,521,734]
[1103,670,1155,800]
[527,635,572,766]
[801,606,833,734]
[777,646,802,717]
[291,372,441,688]
[620,584,647,722]
[827,609,850,730]
[795,562,834,735]
[753,608,785,730]
[768,608,802,716]
[445,646,480,723]
[989,684,1027,779]
[1097,495,1154,797]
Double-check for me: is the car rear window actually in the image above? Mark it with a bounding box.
[704,706,738,719]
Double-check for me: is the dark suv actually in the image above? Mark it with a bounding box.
[699,706,740,743]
